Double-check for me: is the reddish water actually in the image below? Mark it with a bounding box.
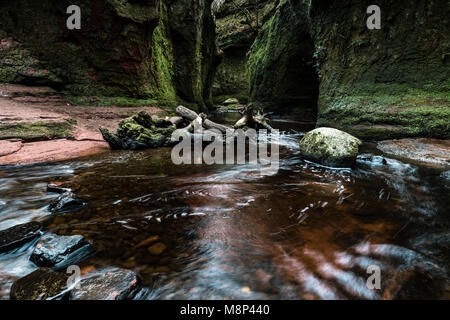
[0,116,449,300]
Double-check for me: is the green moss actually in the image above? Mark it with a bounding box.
[0,121,73,141]
[116,111,175,145]
[149,26,178,105]
[106,0,159,23]
[65,96,159,107]
[317,83,450,140]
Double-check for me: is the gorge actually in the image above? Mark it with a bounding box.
[0,0,449,301]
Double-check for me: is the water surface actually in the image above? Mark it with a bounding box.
[0,116,448,300]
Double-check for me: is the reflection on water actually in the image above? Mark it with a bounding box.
[0,116,449,300]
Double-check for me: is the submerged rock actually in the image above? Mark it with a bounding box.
[10,268,68,300]
[70,267,140,300]
[48,192,86,214]
[357,154,388,166]
[440,171,450,181]
[46,182,71,194]
[299,127,362,168]
[100,111,176,150]
[147,242,167,256]
[0,222,42,253]
[30,233,95,271]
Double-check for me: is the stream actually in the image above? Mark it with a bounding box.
[0,113,449,300]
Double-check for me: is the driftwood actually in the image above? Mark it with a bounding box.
[176,106,234,134]
[175,104,273,134]
[233,103,273,131]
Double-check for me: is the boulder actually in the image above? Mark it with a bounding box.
[48,192,86,214]
[70,267,140,300]
[30,233,95,271]
[0,222,42,253]
[10,268,68,300]
[299,127,362,168]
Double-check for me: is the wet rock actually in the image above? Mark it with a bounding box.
[148,242,167,256]
[223,98,239,105]
[99,127,123,150]
[48,192,86,214]
[440,170,450,181]
[0,221,42,253]
[10,268,68,300]
[168,116,185,128]
[46,182,71,194]
[30,233,95,271]
[357,154,387,166]
[299,127,362,168]
[70,267,140,300]
[377,139,450,168]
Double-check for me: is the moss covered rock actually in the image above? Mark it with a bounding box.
[0,0,218,109]
[299,127,362,168]
[100,111,176,150]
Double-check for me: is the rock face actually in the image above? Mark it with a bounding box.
[299,127,362,168]
[70,267,140,300]
[0,222,42,253]
[247,0,450,139]
[212,0,277,104]
[248,0,318,117]
[0,0,218,109]
[100,111,179,150]
[48,192,86,214]
[30,233,95,271]
[10,268,68,300]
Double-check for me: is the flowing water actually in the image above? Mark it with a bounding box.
[0,114,449,300]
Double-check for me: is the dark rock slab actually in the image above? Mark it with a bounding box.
[30,233,95,271]
[70,267,140,300]
[10,268,68,300]
[46,182,71,194]
[0,221,42,253]
[48,192,86,214]
[440,170,450,181]
[377,139,450,168]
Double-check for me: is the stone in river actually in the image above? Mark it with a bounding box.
[299,127,362,168]
[70,267,140,300]
[48,192,86,214]
[0,221,42,253]
[46,182,72,194]
[148,242,167,255]
[440,170,450,181]
[10,268,68,300]
[30,233,95,271]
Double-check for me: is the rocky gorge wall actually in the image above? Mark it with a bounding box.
[212,0,277,104]
[0,0,218,110]
[248,0,450,139]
